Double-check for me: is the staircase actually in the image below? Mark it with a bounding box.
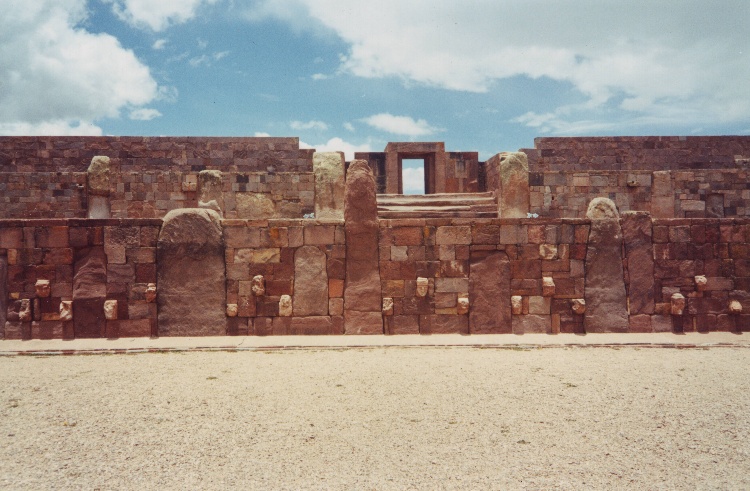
[377,192,498,219]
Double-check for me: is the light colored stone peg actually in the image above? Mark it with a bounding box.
[226,304,238,317]
[252,275,266,296]
[542,277,556,297]
[511,295,523,315]
[145,283,157,303]
[670,293,686,315]
[18,299,32,322]
[457,294,470,315]
[279,295,292,317]
[416,277,429,298]
[181,174,198,192]
[35,279,51,298]
[104,300,118,320]
[539,244,558,260]
[694,275,708,291]
[729,300,743,314]
[382,297,394,316]
[60,301,73,321]
[571,298,586,315]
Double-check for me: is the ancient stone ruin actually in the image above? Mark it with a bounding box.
[1,135,750,338]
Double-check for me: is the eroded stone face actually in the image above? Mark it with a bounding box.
[695,275,708,291]
[539,244,558,260]
[382,297,394,316]
[198,170,224,214]
[279,295,292,317]
[542,277,555,297]
[671,293,686,315]
[313,152,345,220]
[18,299,31,322]
[497,152,530,218]
[104,300,118,320]
[252,275,266,296]
[35,279,51,298]
[145,284,157,303]
[586,197,619,220]
[511,295,523,315]
[416,277,429,298]
[60,301,73,321]
[571,298,586,315]
[457,295,469,315]
[226,304,238,317]
[87,156,111,196]
[729,300,743,314]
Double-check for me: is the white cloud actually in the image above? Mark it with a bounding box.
[402,166,424,195]
[311,73,328,80]
[105,0,219,31]
[152,38,167,50]
[188,51,227,67]
[0,120,103,136]
[129,108,163,121]
[300,137,372,160]
[290,120,329,131]
[343,122,355,132]
[0,0,159,134]
[249,0,750,129]
[361,113,439,137]
[254,132,271,137]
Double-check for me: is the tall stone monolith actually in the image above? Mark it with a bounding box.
[487,151,530,218]
[343,160,383,334]
[293,246,328,316]
[157,208,226,336]
[469,251,511,333]
[584,198,629,332]
[313,152,345,219]
[87,156,111,219]
[198,170,224,215]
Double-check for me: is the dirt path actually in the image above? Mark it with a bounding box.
[1,347,749,490]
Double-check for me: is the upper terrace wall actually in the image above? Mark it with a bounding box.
[523,136,750,172]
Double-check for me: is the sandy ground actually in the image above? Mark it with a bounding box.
[1,346,749,490]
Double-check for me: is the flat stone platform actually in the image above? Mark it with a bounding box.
[1,332,748,355]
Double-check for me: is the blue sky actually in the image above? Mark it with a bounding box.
[2,0,749,165]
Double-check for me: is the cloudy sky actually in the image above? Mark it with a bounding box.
[2,0,749,165]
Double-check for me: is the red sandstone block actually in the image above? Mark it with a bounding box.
[511,260,541,279]
[0,227,23,249]
[286,316,342,335]
[224,227,260,248]
[392,227,424,246]
[730,244,750,259]
[135,263,156,283]
[471,224,499,244]
[628,315,652,333]
[140,226,160,247]
[237,297,256,317]
[42,248,73,265]
[574,225,590,243]
[419,314,468,334]
[257,298,279,317]
[35,226,69,248]
[304,225,335,245]
[226,317,250,336]
[252,317,274,336]
[669,226,691,243]
[327,258,346,279]
[126,247,156,263]
[31,321,63,340]
[704,277,734,291]
[109,319,151,338]
[511,278,541,296]
[385,315,419,335]
[568,244,587,260]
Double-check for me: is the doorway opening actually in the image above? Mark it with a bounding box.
[401,158,425,195]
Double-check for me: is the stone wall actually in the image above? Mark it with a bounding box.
[524,136,750,172]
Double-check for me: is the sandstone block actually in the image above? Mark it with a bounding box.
[511,295,523,315]
[571,298,586,315]
[313,152,345,220]
[622,211,655,315]
[542,277,555,297]
[279,295,292,317]
[539,244,558,260]
[157,208,226,336]
[236,193,275,219]
[104,300,118,320]
[293,245,328,316]
[456,295,469,315]
[695,275,708,291]
[416,277,429,297]
[87,156,111,196]
[329,298,344,316]
[512,314,551,334]
[671,293,686,315]
[491,152,529,218]
[252,275,265,296]
[35,279,51,298]
[60,301,73,321]
[469,252,511,334]
[198,170,223,214]
[226,304,238,317]
[383,297,394,316]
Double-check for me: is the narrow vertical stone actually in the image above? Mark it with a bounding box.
[293,246,328,316]
[621,211,655,315]
[486,151,529,218]
[313,152,345,219]
[469,252,511,333]
[344,160,383,334]
[584,198,629,332]
[72,247,107,338]
[198,170,224,215]
[87,156,111,219]
[0,255,7,339]
[157,209,226,336]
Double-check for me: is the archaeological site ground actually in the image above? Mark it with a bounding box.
[2,135,750,339]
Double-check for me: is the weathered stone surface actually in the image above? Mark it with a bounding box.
[382,297,394,316]
[145,283,157,303]
[104,300,118,320]
[198,170,223,214]
[416,277,429,297]
[512,314,551,334]
[729,300,743,314]
[571,298,586,315]
[60,301,73,321]
[279,295,292,317]
[88,195,111,220]
[87,156,111,196]
[72,247,107,338]
[235,193,275,219]
[457,295,469,315]
[695,275,708,291]
[343,160,383,334]
[511,295,523,315]
[226,304,238,317]
[252,275,265,296]
[0,256,6,337]
[584,199,629,332]
[420,314,468,334]
[293,245,328,316]
[539,243,558,260]
[313,152,345,219]
[494,152,529,218]
[35,279,51,298]
[622,211,655,315]
[671,293,686,315]
[469,251,511,333]
[542,277,555,297]
[157,208,226,336]
[18,299,31,322]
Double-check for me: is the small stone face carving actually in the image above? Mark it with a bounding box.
[671,293,686,315]
[182,175,198,192]
[382,297,394,316]
[104,300,118,320]
[416,277,429,298]
[252,275,266,296]
[729,300,743,314]
[279,295,292,317]
[539,244,558,260]
[695,275,708,291]
[511,295,523,315]
[145,283,157,303]
[457,295,470,315]
[60,301,73,321]
[226,304,238,317]
[542,277,555,297]
[18,299,32,322]
[35,279,51,298]
[571,298,586,315]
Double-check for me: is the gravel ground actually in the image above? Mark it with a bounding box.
[1,346,749,490]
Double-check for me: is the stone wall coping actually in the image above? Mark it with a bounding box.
[220,218,345,228]
[0,218,164,227]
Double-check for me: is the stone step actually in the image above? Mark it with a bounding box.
[378,210,498,219]
[376,192,498,219]
[377,192,495,206]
